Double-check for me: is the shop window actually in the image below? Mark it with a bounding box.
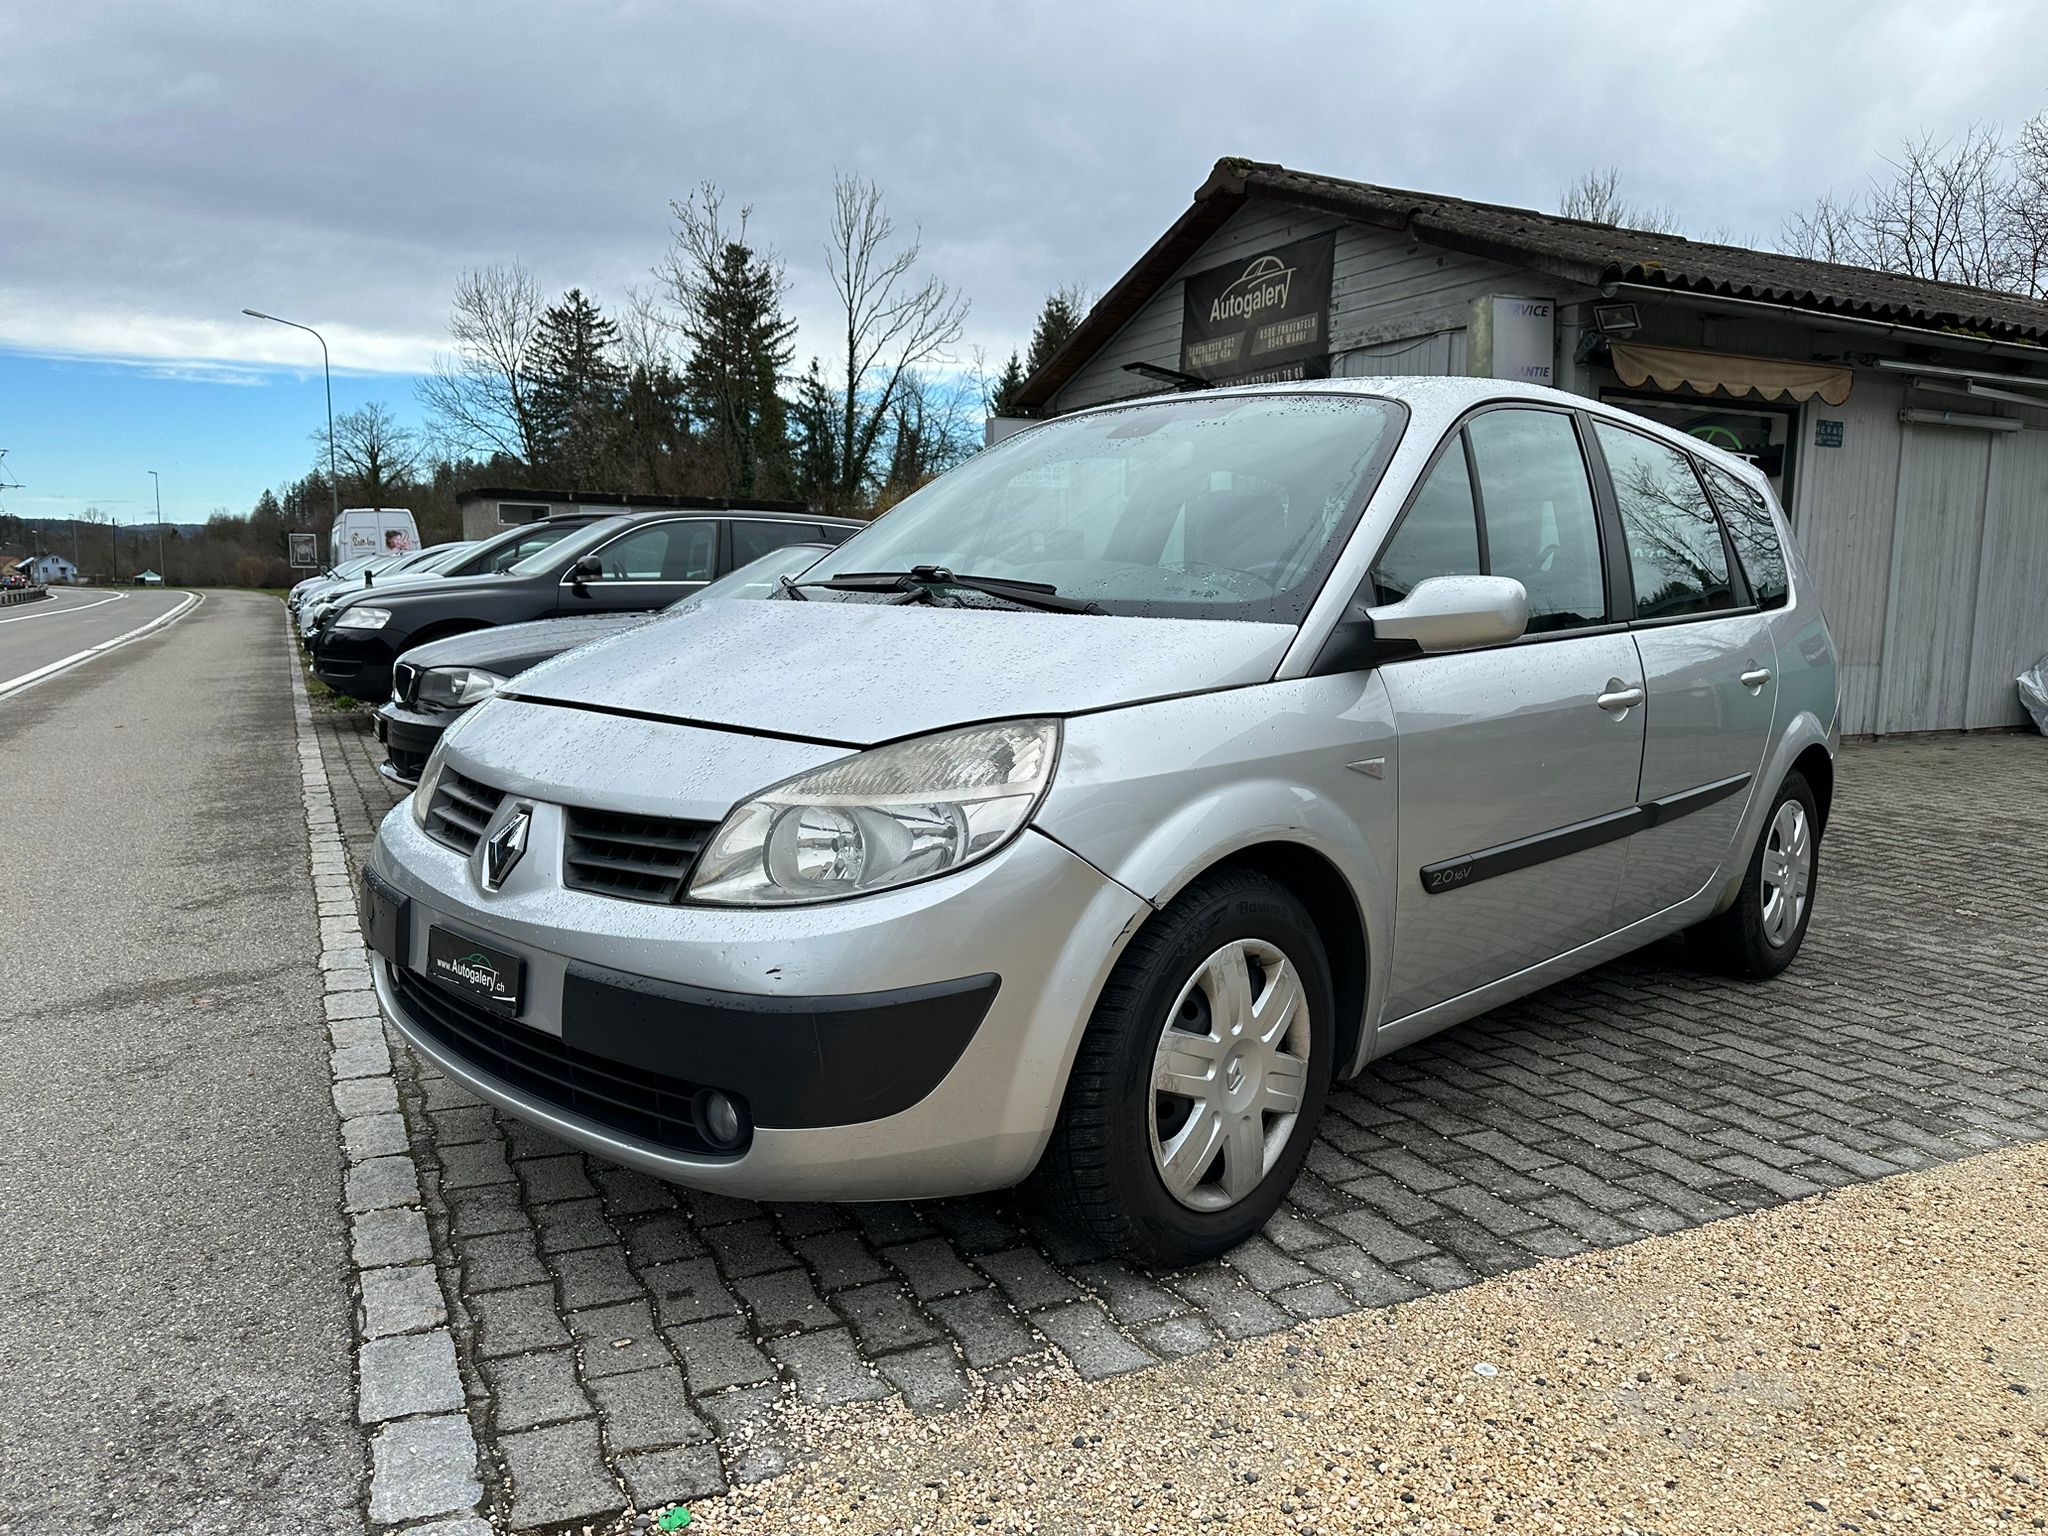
[1602,394,1792,508]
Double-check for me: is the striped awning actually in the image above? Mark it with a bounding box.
[1610,342,1853,406]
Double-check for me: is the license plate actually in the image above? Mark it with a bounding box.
[425,925,524,1015]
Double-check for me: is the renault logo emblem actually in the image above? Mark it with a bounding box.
[482,805,531,892]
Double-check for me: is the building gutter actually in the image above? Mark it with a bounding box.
[1599,280,2048,367]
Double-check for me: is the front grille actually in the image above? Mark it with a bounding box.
[392,661,420,705]
[393,966,722,1155]
[563,807,714,904]
[423,769,506,854]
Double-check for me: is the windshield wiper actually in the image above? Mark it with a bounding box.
[805,565,1106,615]
[775,573,808,601]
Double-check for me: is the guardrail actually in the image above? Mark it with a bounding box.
[0,585,50,608]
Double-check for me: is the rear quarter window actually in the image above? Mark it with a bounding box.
[1698,460,1789,608]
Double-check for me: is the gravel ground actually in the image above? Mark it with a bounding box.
[663,1143,2048,1536]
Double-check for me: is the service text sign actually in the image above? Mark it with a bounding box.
[1180,233,1335,384]
[1467,296,1556,386]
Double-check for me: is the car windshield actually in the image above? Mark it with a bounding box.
[802,393,1402,622]
[454,520,586,576]
[399,544,472,574]
[663,543,827,614]
[504,516,635,577]
[328,555,380,579]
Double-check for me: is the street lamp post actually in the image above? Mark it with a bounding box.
[242,308,340,531]
[148,469,164,582]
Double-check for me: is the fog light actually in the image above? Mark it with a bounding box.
[695,1088,748,1152]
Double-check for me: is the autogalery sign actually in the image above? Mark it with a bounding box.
[1180,232,1335,384]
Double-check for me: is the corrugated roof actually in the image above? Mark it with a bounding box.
[1014,157,2048,411]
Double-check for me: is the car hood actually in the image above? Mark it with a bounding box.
[402,612,652,675]
[329,572,525,614]
[509,598,1296,746]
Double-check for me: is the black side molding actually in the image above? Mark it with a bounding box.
[1420,773,1751,894]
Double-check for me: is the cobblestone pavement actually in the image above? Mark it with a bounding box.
[311,702,2048,1531]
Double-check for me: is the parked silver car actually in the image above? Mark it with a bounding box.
[363,378,1838,1265]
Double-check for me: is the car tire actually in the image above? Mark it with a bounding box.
[1688,770,1820,980]
[1037,867,1335,1268]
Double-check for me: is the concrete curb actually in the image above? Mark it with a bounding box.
[286,619,492,1536]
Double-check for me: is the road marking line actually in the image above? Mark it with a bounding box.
[0,591,126,624]
[0,591,203,699]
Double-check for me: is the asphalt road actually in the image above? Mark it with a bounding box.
[0,592,361,1533]
[0,586,196,689]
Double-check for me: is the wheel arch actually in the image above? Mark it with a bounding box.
[1208,841,1372,1080]
[1792,743,1834,837]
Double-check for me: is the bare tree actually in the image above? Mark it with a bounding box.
[824,172,969,506]
[417,263,547,465]
[1781,190,1864,264]
[1559,166,1680,233]
[2008,114,2048,298]
[1863,126,2011,288]
[318,402,423,510]
[1780,118,2048,297]
[614,283,678,373]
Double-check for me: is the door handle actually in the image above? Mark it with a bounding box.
[1740,666,1772,688]
[1596,685,1645,712]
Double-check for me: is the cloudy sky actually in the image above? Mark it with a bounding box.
[5,0,2044,524]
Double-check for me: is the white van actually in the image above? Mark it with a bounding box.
[329,508,421,568]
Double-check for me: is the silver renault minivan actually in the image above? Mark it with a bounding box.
[362,378,1837,1265]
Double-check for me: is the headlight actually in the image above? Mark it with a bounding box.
[411,736,449,829]
[687,719,1060,906]
[334,606,393,631]
[416,666,504,709]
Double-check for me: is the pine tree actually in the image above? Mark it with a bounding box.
[990,350,1027,415]
[677,239,796,499]
[1024,286,1088,379]
[790,359,840,511]
[612,361,692,495]
[528,288,624,486]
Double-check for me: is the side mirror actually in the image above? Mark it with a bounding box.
[568,554,602,590]
[1367,575,1528,653]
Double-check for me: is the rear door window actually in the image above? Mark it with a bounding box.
[731,519,827,567]
[585,520,716,582]
[1593,422,1734,620]
[1698,460,1788,608]
[1465,409,1607,632]
[1371,439,1481,605]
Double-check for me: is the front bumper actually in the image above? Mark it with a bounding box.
[312,628,399,701]
[374,700,449,787]
[365,800,1149,1201]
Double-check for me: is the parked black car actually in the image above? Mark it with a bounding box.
[373,539,841,784]
[311,505,855,702]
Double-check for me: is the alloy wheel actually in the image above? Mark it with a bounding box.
[1759,799,1812,948]
[1148,938,1312,1212]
